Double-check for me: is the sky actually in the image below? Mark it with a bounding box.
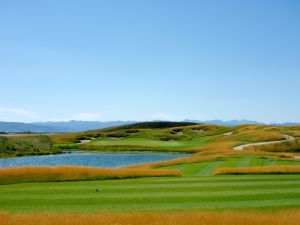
[0,0,299,123]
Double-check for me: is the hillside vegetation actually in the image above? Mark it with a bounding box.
[1,122,300,157]
[0,135,59,157]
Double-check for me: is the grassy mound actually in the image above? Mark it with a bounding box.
[101,121,199,131]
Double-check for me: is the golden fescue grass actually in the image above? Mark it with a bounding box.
[1,210,300,225]
[0,166,180,184]
[48,133,79,144]
[244,138,300,153]
[214,130,285,143]
[214,165,300,175]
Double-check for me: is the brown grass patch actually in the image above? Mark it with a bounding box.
[1,210,300,225]
[245,139,300,153]
[0,166,180,184]
[48,133,79,144]
[214,165,300,175]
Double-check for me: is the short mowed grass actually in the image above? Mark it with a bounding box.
[1,156,300,212]
[1,174,300,212]
[86,136,210,151]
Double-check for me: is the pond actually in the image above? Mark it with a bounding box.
[0,152,188,168]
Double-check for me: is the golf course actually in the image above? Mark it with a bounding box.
[2,0,299,223]
[1,122,300,224]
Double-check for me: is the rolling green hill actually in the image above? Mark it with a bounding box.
[2,122,300,156]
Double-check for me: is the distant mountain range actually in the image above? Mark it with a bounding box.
[0,121,136,133]
[0,120,299,133]
[33,121,137,132]
[183,120,300,127]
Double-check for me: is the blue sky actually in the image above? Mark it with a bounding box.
[0,0,299,123]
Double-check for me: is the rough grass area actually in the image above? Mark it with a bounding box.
[214,165,300,175]
[0,166,180,185]
[2,210,300,225]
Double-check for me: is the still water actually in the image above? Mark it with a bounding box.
[0,152,188,168]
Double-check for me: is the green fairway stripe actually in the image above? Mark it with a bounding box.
[2,190,300,204]
[196,161,223,176]
[2,195,300,212]
[2,182,300,196]
[3,177,300,192]
[249,157,264,167]
[2,175,300,212]
[219,157,240,168]
[4,186,300,200]
[263,158,277,166]
[151,174,300,183]
[4,177,300,191]
[181,162,210,176]
[236,155,253,167]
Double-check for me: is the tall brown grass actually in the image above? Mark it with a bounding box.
[0,166,180,184]
[245,138,300,152]
[48,133,79,144]
[214,165,300,175]
[1,210,300,225]
[211,124,284,142]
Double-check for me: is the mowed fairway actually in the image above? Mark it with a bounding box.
[86,137,210,151]
[1,155,300,212]
[1,173,300,212]
[160,155,300,176]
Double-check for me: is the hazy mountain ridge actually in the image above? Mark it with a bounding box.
[0,120,299,133]
[0,122,73,133]
[33,121,137,132]
[183,119,265,126]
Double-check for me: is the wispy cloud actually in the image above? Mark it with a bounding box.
[0,107,39,122]
[69,112,103,121]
